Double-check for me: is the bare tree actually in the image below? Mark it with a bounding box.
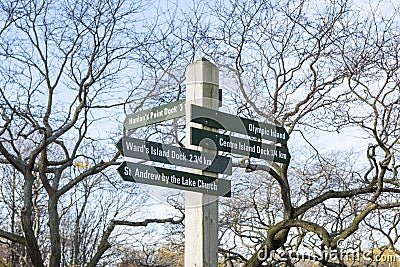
[0,0,184,266]
[169,0,400,266]
[115,0,400,266]
[2,0,398,266]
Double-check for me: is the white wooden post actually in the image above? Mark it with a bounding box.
[185,58,220,267]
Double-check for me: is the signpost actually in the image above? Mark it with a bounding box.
[190,127,291,164]
[190,104,289,144]
[116,137,232,174]
[117,161,231,197]
[117,58,291,267]
[184,58,220,267]
[123,99,185,130]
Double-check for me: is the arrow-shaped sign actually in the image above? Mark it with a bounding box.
[190,105,289,144]
[190,128,290,164]
[124,99,185,130]
[117,161,231,197]
[116,137,232,175]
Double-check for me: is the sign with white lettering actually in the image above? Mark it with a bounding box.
[124,100,185,130]
[117,161,231,197]
[190,128,290,164]
[116,137,232,174]
[190,105,289,144]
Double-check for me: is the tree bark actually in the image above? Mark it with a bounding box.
[48,193,61,267]
[21,173,45,267]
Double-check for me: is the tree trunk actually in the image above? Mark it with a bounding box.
[22,174,45,267]
[48,193,61,267]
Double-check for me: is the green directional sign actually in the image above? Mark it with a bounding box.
[190,128,290,164]
[190,105,289,144]
[116,137,232,175]
[117,161,231,197]
[124,99,185,130]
